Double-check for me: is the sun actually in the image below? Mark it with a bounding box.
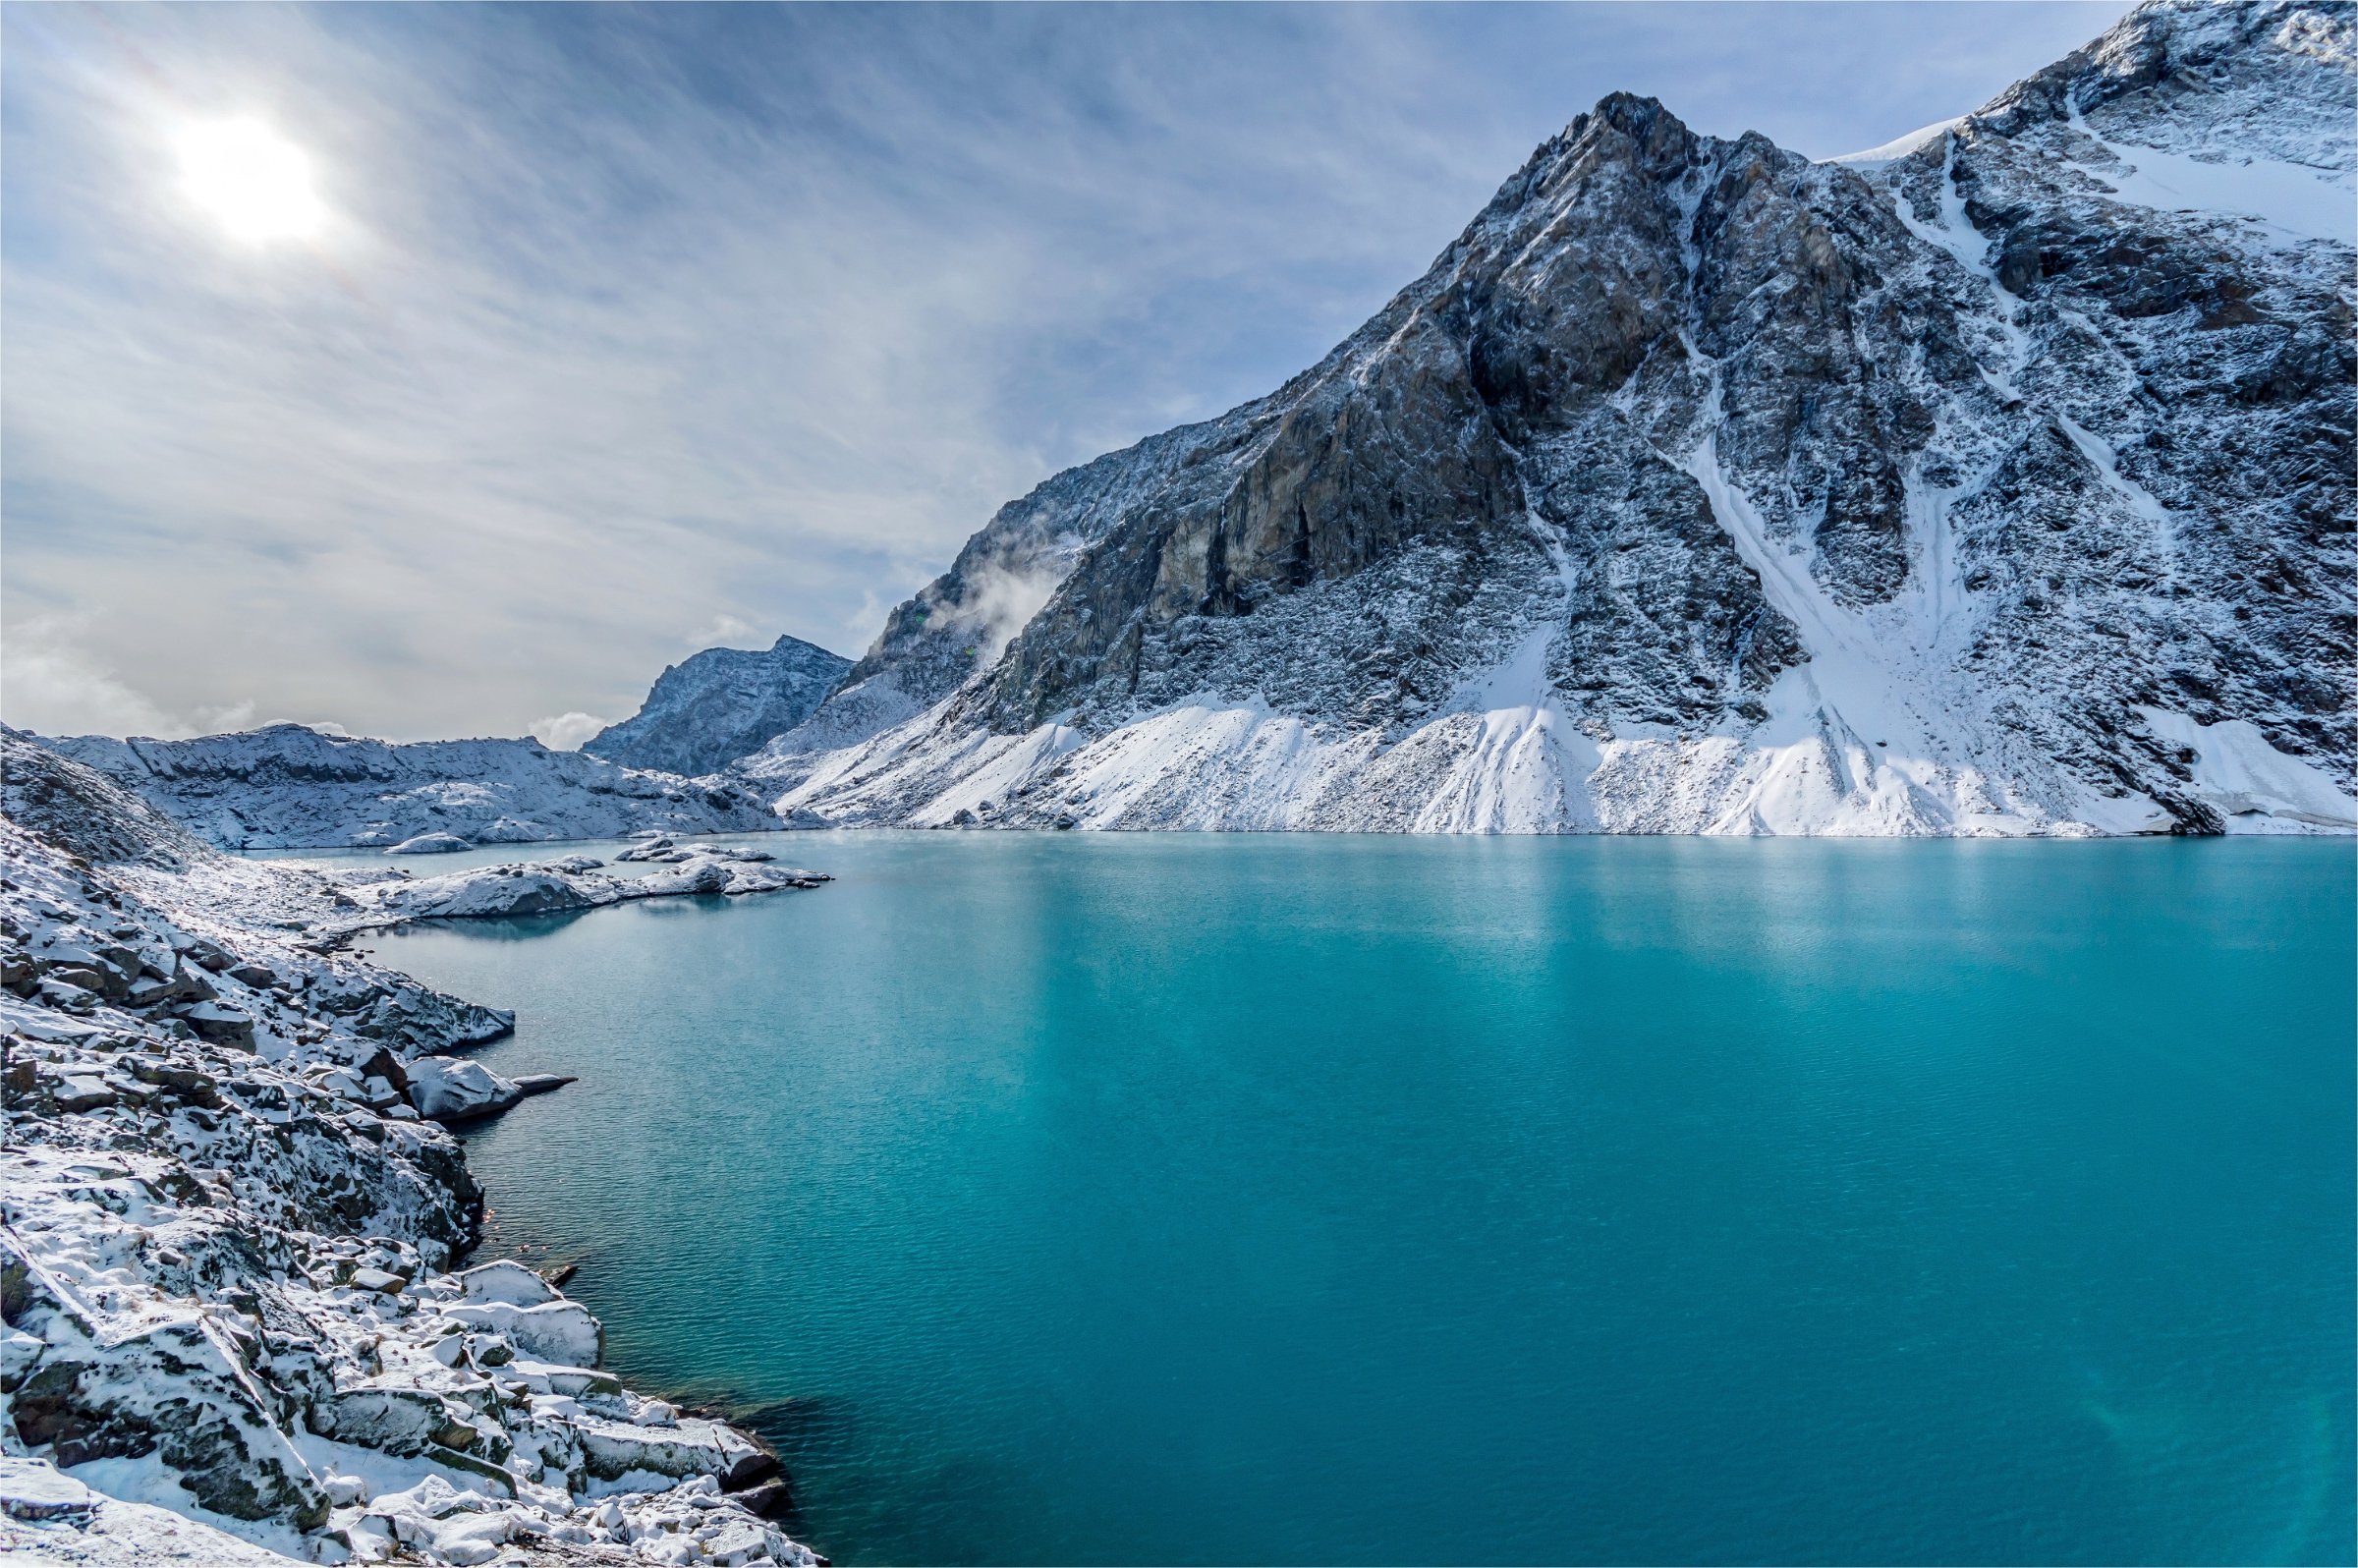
[175,117,326,245]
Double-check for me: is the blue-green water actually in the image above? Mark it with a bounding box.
[344,834,2355,1565]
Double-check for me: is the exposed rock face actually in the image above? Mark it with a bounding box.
[744,0,2353,837]
[733,428,1269,780]
[586,634,852,777]
[0,732,820,1565]
[36,723,783,850]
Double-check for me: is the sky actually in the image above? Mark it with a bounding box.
[1,1,2133,746]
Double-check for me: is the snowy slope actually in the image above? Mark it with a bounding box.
[584,633,850,776]
[0,733,821,1565]
[743,0,2353,837]
[36,723,782,850]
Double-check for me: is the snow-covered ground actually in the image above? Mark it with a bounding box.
[0,734,825,1565]
[38,726,784,852]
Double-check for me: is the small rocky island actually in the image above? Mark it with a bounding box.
[1,733,826,1565]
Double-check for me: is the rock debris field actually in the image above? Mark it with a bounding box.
[1,734,829,1565]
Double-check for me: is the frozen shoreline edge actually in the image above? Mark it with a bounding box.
[2,735,831,1566]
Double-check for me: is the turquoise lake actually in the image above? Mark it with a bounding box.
[341,834,2355,1565]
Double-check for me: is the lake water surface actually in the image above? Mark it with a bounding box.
[343,834,2354,1565]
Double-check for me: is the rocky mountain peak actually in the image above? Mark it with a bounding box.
[720,0,2350,837]
[585,632,851,776]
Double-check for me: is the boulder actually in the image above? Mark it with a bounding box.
[569,1415,769,1487]
[385,833,474,856]
[456,1260,557,1309]
[309,1386,450,1456]
[406,1056,523,1123]
[52,1075,118,1114]
[440,1299,601,1368]
[705,1515,776,1566]
[506,1360,623,1398]
[735,1477,795,1519]
[0,1456,94,1522]
[178,1001,254,1047]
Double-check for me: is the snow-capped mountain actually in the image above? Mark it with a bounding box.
[39,724,781,850]
[584,633,851,777]
[738,0,2353,835]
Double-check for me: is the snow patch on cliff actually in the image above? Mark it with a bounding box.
[2065,103,2355,245]
[2141,708,2358,830]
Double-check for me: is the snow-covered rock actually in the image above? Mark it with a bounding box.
[341,854,829,934]
[38,723,785,851]
[404,1054,529,1123]
[384,832,472,856]
[456,1260,558,1308]
[617,836,776,865]
[1,1457,97,1523]
[585,633,853,777]
[0,733,822,1566]
[737,0,2353,838]
[1,1458,298,1564]
[439,1298,604,1368]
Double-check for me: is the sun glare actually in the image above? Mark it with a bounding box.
[175,117,326,245]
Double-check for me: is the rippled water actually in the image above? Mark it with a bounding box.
[341,834,2353,1565]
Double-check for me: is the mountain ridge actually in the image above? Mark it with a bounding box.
[584,632,850,776]
[729,0,2353,836]
[28,0,2355,844]
[37,723,782,850]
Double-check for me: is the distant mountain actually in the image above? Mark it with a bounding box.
[584,634,850,776]
[38,724,780,850]
[735,0,2354,836]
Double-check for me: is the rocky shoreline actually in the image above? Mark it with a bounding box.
[1,734,829,1565]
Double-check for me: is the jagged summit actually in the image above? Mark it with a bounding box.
[720,0,2351,837]
[584,632,851,777]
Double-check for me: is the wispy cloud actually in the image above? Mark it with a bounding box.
[2,1,2128,740]
[530,711,607,752]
